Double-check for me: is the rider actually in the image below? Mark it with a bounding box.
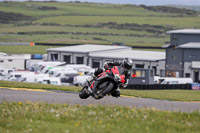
[87,58,133,98]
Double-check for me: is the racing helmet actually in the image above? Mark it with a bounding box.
[122,58,133,70]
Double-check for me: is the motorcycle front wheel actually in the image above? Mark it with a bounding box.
[95,81,114,99]
[79,86,90,99]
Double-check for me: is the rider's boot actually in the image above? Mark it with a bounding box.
[86,75,95,83]
[87,86,93,94]
[111,88,120,98]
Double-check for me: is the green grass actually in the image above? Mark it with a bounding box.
[34,15,200,28]
[0,45,60,54]
[0,2,184,17]
[0,34,168,47]
[0,80,81,92]
[121,89,200,102]
[0,25,152,35]
[0,102,200,133]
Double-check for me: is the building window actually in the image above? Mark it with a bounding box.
[150,70,154,77]
[0,60,3,63]
[172,37,177,41]
[135,64,144,68]
[63,55,71,63]
[152,66,157,76]
[185,73,190,78]
[131,70,145,77]
[76,57,84,64]
[172,56,176,60]
[8,59,12,62]
[188,55,197,59]
[87,58,89,66]
[92,59,100,68]
[51,53,58,61]
[166,71,176,77]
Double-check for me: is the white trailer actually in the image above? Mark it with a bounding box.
[159,77,193,84]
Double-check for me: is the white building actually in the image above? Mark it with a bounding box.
[46,44,132,66]
[89,49,165,76]
[46,44,165,77]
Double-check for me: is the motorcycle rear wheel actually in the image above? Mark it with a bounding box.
[79,86,90,99]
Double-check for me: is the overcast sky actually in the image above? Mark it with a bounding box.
[1,0,200,6]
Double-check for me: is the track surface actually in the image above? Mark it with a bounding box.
[1,88,200,113]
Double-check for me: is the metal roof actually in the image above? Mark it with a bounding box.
[162,44,170,48]
[0,52,7,56]
[0,54,30,60]
[89,49,165,61]
[167,29,200,34]
[177,42,200,49]
[46,44,131,53]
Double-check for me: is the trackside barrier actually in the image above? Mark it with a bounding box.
[125,84,192,90]
[35,43,81,46]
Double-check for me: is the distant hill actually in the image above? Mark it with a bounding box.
[0,1,200,47]
[170,5,200,12]
[0,11,33,23]
[140,5,198,15]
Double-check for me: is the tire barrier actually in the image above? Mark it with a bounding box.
[125,84,192,90]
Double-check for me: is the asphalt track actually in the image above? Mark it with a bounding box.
[0,88,200,113]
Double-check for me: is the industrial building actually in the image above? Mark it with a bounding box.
[46,44,165,84]
[46,44,132,65]
[164,29,200,82]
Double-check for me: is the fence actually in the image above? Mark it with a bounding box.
[126,84,192,90]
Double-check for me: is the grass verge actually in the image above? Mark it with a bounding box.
[0,102,200,133]
[121,89,200,102]
[0,80,81,92]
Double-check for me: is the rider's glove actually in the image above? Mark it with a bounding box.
[104,63,109,69]
[124,83,128,88]
[120,83,127,88]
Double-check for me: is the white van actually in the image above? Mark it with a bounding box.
[36,77,61,85]
[160,77,193,84]
[50,68,75,77]
[19,73,50,83]
[6,71,35,81]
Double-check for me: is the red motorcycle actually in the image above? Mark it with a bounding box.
[79,66,125,99]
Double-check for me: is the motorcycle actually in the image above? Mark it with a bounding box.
[79,66,126,99]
